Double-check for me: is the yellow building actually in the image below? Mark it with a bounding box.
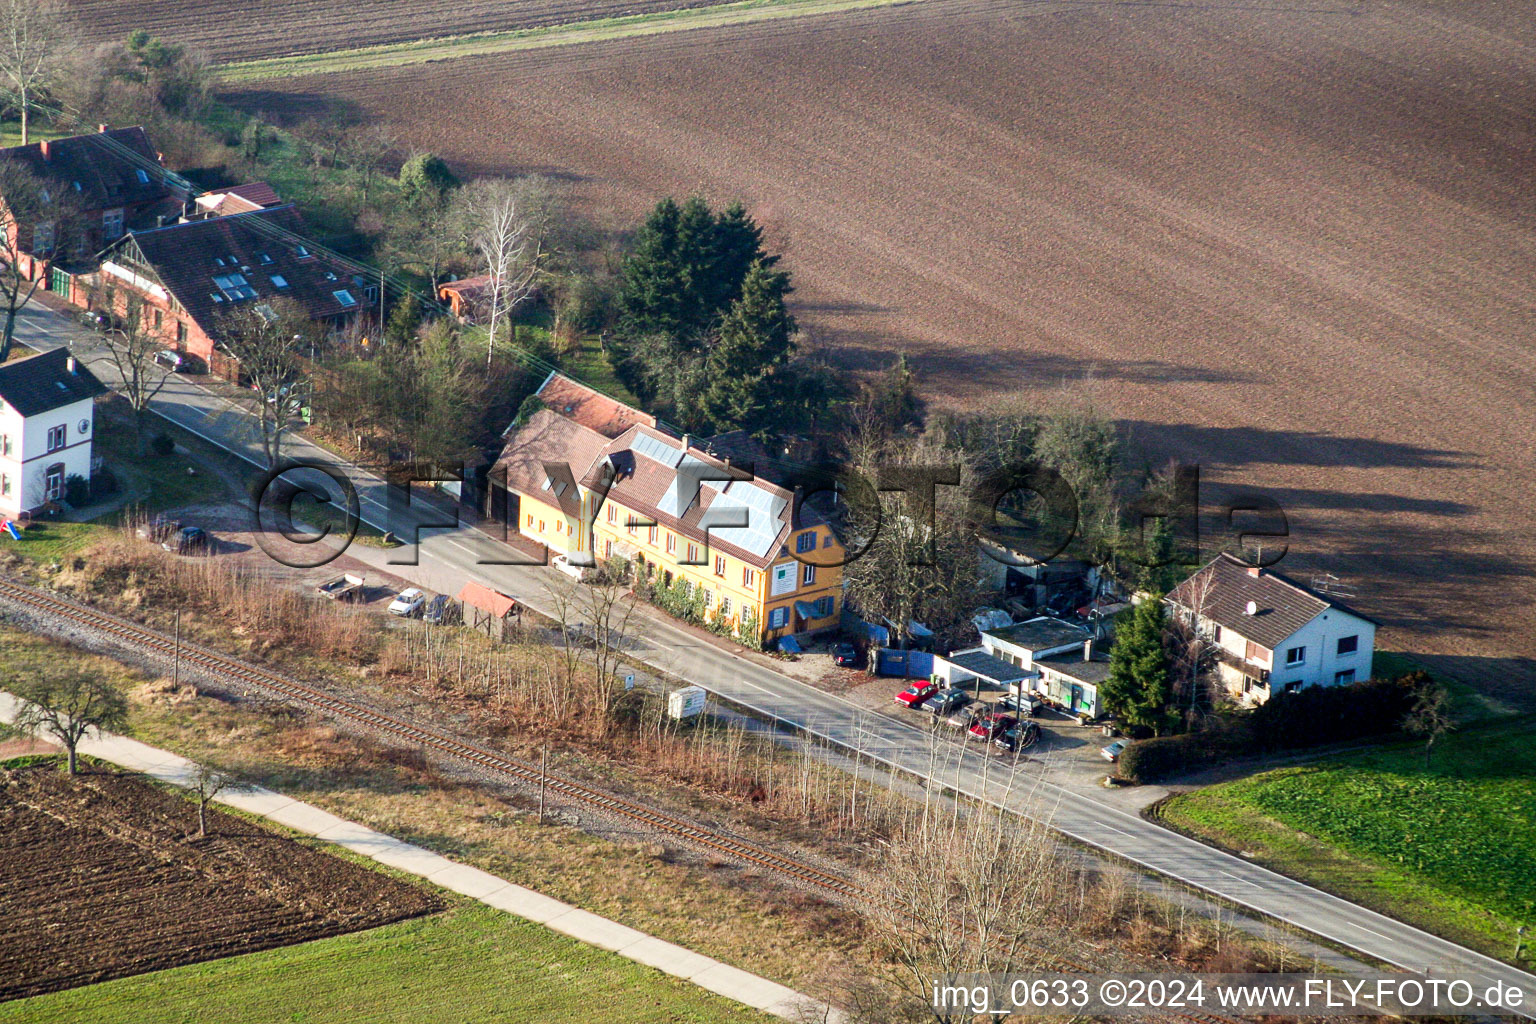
[488,374,844,645]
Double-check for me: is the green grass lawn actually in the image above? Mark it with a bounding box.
[0,903,773,1024]
[1158,716,1536,961]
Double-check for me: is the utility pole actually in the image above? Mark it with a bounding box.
[172,608,181,688]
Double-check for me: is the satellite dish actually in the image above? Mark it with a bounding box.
[1245,600,1258,616]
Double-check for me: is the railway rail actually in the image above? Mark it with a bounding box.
[0,576,1250,1024]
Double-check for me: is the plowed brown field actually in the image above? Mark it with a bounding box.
[0,765,441,1000]
[60,0,722,63]
[228,0,1536,703]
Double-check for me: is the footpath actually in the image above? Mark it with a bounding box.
[0,693,842,1024]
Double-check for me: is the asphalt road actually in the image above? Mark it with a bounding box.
[21,304,1536,1015]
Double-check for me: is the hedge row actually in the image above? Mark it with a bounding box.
[1117,673,1429,783]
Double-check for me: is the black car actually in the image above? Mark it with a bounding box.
[994,720,1041,753]
[926,688,971,717]
[422,593,460,625]
[832,642,860,667]
[162,526,211,554]
[78,309,125,333]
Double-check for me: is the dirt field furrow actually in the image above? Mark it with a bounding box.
[221,0,1536,703]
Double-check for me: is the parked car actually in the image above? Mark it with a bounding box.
[136,515,180,543]
[894,681,941,708]
[153,349,203,374]
[78,309,124,333]
[422,593,459,625]
[388,587,427,617]
[1100,739,1128,763]
[994,720,1041,753]
[832,642,860,667]
[926,688,971,717]
[947,702,987,730]
[968,712,1017,741]
[161,526,210,554]
[998,691,1043,716]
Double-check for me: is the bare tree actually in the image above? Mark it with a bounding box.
[0,0,79,145]
[1168,561,1219,717]
[841,432,982,650]
[862,795,1066,1023]
[92,291,172,453]
[586,556,640,721]
[341,122,399,206]
[0,157,76,361]
[1402,678,1455,769]
[10,670,129,775]
[218,298,323,468]
[189,762,238,837]
[454,177,553,367]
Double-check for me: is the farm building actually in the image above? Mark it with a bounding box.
[93,206,374,371]
[0,349,109,518]
[1167,554,1378,705]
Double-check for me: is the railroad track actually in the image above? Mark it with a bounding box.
[2,577,1251,1024]
[0,578,860,900]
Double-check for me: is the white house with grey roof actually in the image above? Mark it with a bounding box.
[0,348,108,519]
[1167,553,1377,705]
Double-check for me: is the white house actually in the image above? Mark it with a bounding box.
[975,616,1091,684]
[1167,553,1378,706]
[0,348,108,519]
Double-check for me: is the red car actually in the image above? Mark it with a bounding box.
[968,712,1017,741]
[895,681,941,708]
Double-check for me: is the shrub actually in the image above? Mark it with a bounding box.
[1248,675,1419,751]
[1118,731,1241,783]
[63,474,90,506]
[91,467,120,498]
[150,433,175,457]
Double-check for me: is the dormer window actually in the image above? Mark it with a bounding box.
[214,257,226,267]
[324,271,337,281]
[258,253,273,265]
[294,245,311,258]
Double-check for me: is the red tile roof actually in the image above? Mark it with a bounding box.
[457,582,517,619]
[536,371,656,439]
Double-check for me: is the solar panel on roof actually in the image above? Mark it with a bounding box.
[698,481,787,558]
[631,432,682,468]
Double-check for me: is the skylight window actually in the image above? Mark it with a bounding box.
[294,245,311,258]
[214,257,226,267]
[135,169,150,184]
[270,275,288,289]
[258,252,274,265]
[212,273,258,301]
[332,289,357,307]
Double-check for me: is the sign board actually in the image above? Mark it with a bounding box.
[623,674,636,691]
[667,685,707,720]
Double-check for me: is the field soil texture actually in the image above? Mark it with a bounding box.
[0,764,441,1001]
[225,0,1536,704]
[60,0,724,63]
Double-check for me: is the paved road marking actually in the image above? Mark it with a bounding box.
[1093,820,1135,839]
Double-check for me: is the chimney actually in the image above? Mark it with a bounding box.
[1083,639,1094,661]
[66,355,77,374]
[1247,566,1261,578]
[682,433,691,451]
[98,124,110,134]
[38,139,50,160]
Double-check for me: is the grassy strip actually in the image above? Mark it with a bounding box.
[1155,716,1536,963]
[0,903,766,1024]
[217,0,924,81]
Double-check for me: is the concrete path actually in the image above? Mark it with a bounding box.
[0,692,840,1024]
